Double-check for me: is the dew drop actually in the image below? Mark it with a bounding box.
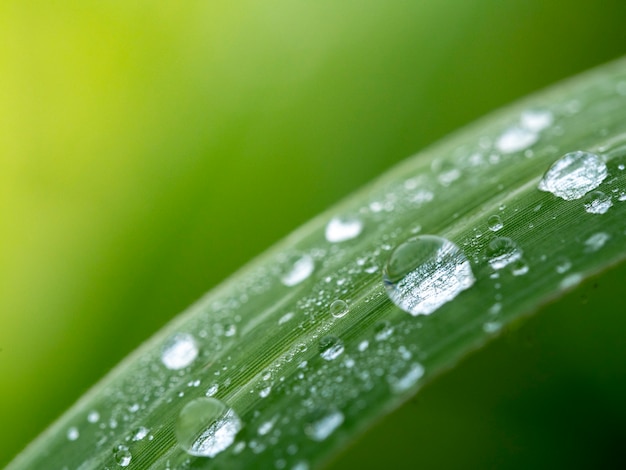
[520,109,553,132]
[584,232,610,252]
[304,409,344,442]
[538,151,607,200]
[383,235,475,316]
[329,299,349,318]
[555,258,572,274]
[486,237,523,270]
[87,410,100,424]
[205,384,219,397]
[387,362,425,394]
[325,216,363,243]
[510,259,529,276]
[583,191,612,214]
[374,320,394,341]
[114,445,132,467]
[161,333,199,370]
[67,426,79,441]
[496,126,538,154]
[281,254,314,287]
[132,426,150,441]
[175,397,242,458]
[319,336,344,361]
[487,215,503,232]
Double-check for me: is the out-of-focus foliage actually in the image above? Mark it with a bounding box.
[1,0,626,466]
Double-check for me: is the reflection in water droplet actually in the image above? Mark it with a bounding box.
[583,191,612,214]
[176,397,242,458]
[487,215,503,232]
[487,237,523,270]
[383,235,475,316]
[132,426,149,441]
[206,383,219,397]
[319,336,344,361]
[67,427,79,441]
[281,255,315,287]
[304,409,344,441]
[325,217,363,243]
[87,410,100,423]
[329,299,349,318]
[161,333,198,370]
[538,151,607,200]
[387,363,425,394]
[114,445,132,467]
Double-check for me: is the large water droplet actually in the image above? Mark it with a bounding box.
[175,397,242,458]
[319,336,344,361]
[487,215,503,232]
[161,333,199,370]
[329,299,349,318]
[325,216,363,243]
[486,237,523,270]
[304,408,344,441]
[538,151,607,200]
[114,445,132,467]
[583,190,612,214]
[382,235,475,316]
[281,254,314,287]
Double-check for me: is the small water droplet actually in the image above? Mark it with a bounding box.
[325,216,363,243]
[583,191,612,214]
[483,322,502,333]
[496,126,538,154]
[358,340,369,352]
[132,426,150,441]
[538,151,607,200]
[278,312,294,325]
[319,336,344,361]
[584,232,610,252]
[510,259,529,276]
[281,255,314,287]
[555,258,572,274]
[304,409,344,441]
[67,427,79,441]
[560,273,583,290]
[114,445,132,467]
[175,397,242,458]
[329,299,349,318]
[487,215,503,232]
[205,383,219,397]
[161,333,199,370]
[259,386,272,398]
[387,362,425,394]
[520,109,553,132]
[374,320,394,341]
[486,237,523,270]
[87,410,100,424]
[383,235,475,316]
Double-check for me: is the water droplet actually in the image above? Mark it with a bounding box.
[383,235,475,316]
[510,259,529,276]
[325,216,363,243]
[584,232,610,252]
[374,320,394,341]
[560,273,583,290]
[329,299,349,318]
[487,215,503,232]
[281,254,314,287]
[132,426,150,441]
[175,397,242,458]
[319,336,344,361]
[114,445,132,467]
[520,109,553,132]
[87,410,100,423]
[583,190,612,214]
[387,362,425,394]
[161,333,199,370]
[555,258,572,274]
[483,322,502,333]
[496,127,538,154]
[205,384,219,397]
[304,409,344,441]
[538,151,607,200]
[278,312,294,325]
[259,386,272,398]
[67,427,79,441]
[486,237,522,270]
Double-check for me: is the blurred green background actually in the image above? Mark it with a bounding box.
[2,0,626,466]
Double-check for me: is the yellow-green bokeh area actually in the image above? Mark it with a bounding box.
[2,0,626,466]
